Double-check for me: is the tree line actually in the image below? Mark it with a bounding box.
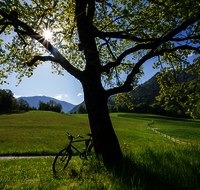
[38,100,62,113]
[77,70,200,119]
[77,102,191,118]
[0,89,62,113]
[0,89,35,112]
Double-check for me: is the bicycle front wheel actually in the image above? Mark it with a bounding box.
[53,147,72,174]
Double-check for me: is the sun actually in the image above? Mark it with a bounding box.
[43,29,53,40]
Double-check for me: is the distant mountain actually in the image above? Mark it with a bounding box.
[17,96,75,113]
[69,101,85,113]
[131,68,199,106]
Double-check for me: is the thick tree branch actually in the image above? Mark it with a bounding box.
[0,10,34,34]
[25,56,59,67]
[101,42,156,73]
[105,40,200,97]
[0,9,82,81]
[106,48,157,97]
[102,13,200,74]
[95,31,158,42]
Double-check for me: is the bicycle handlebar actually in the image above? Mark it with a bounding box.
[66,131,84,139]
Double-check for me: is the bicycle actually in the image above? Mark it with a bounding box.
[53,131,93,174]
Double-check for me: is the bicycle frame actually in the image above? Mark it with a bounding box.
[67,136,93,159]
[53,132,93,173]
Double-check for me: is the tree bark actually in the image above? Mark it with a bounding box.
[75,0,123,165]
[82,76,123,165]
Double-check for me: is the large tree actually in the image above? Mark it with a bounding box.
[1,0,200,164]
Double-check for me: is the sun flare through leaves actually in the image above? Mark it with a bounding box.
[42,29,53,41]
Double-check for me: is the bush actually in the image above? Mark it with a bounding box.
[77,104,87,114]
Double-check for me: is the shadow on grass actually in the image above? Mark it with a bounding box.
[83,144,200,190]
[118,113,200,123]
[0,110,27,115]
[109,147,200,190]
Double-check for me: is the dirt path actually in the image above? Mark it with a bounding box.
[0,156,54,160]
[148,121,187,144]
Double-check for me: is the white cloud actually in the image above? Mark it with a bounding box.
[64,94,68,98]
[77,93,83,97]
[38,94,43,96]
[14,95,21,98]
[54,94,62,100]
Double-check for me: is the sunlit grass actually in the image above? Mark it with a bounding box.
[0,111,200,189]
[0,111,200,156]
[0,142,199,190]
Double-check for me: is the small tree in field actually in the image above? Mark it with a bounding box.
[1,0,200,165]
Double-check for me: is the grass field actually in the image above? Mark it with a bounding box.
[0,111,200,189]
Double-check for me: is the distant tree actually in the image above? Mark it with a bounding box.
[150,103,165,115]
[136,103,151,114]
[38,101,46,110]
[0,89,18,111]
[0,89,7,111]
[53,103,63,112]
[29,106,37,110]
[12,98,20,111]
[117,103,130,113]
[164,106,178,117]
[108,105,118,113]
[18,98,30,111]
[78,104,87,114]
[49,100,57,109]
[196,100,200,118]
[39,100,62,112]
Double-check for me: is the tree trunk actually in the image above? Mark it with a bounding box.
[75,0,123,166]
[82,80,123,165]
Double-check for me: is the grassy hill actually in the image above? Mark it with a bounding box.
[0,111,199,156]
[0,111,200,189]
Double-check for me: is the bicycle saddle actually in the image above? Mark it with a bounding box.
[86,133,92,137]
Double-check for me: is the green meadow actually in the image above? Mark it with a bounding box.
[0,111,200,189]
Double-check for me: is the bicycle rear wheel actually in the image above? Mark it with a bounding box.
[53,147,71,174]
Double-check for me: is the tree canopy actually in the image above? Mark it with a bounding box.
[1,0,200,164]
[1,0,199,90]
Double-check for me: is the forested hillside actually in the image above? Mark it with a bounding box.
[76,70,200,118]
[131,70,199,106]
[131,73,160,105]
